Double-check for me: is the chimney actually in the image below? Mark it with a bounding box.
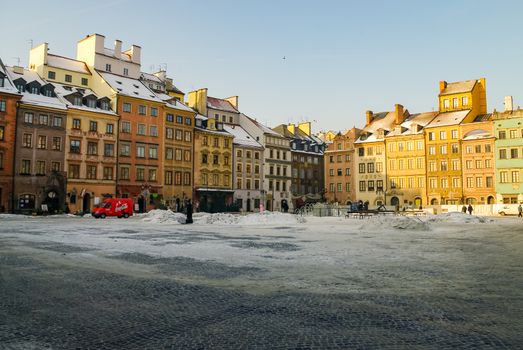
[129,45,141,64]
[114,40,122,58]
[287,123,296,135]
[365,110,374,126]
[13,66,24,74]
[504,96,513,112]
[394,104,405,124]
[439,80,447,93]
[154,70,167,82]
[225,96,238,109]
[298,121,311,136]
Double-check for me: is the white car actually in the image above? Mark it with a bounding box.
[497,205,520,216]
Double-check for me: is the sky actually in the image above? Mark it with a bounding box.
[2,0,523,131]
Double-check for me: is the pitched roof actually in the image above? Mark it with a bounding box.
[473,113,492,122]
[463,129,493,140]
[440,80,477,96]
[0,60,20,96]
[207,96,238,113]
[5,67,66,110]
[223,125,263,148]
[388,111,438,136]
[425,110,470,128]
[98,71,162,102]
[52,83,117,115]
[47,54,90,74]
[155,92,194,112]
[243,114,280,136]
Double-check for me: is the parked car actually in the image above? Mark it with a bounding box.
[498,205,519,216]
[92,198,133,218]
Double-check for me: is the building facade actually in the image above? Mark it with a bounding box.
[324,128,360,204]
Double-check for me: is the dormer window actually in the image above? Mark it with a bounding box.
[100,101,109,111]
[43,89,53,97]
[105,64,112,72]
[86,99,96,108]
[0,76,4,87]
[196,119,202,127]
[30,86,39,94]
[124,68,129,76]
[73,96,82,106]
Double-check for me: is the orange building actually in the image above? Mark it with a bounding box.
[0,60,21,212]
[324,128,361,204]
[460,114,496,204]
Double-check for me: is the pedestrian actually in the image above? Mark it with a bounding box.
[363,201,369,211]
[467,204,473,215]
[462,205,467,213]
[357,200,363,211]
[185,199,193,224]
[518,204,522,218]
[175,197,181,212]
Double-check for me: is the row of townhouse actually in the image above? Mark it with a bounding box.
[324,78,523,207]
[0,33,325,214]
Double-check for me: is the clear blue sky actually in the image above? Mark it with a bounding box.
[2,0,522,131]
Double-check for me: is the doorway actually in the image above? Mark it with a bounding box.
[246,198,251,212]
[390,196,399,209]
[83,193,91,213]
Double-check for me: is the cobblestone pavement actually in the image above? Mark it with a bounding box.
[0,217,522,349]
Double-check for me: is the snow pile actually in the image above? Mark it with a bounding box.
[361,215,430,231]
[237,212,306,225]
[424,212,491,224]
[194,211,306,225]
[140,210,186,224]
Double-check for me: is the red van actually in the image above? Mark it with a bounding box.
[92,198,133,219]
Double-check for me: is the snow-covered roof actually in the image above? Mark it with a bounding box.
[425,110,470,128]
[140,72,162,83]
[47,54,90,74]
[355,111,396,143]
[243,114,280,136]
[98,71,162,102]
[196,114,208,121]
[440,80,476,96]
[0,60,20,96]
[207,96,238,113]
[103,48,131,62]
[387,111,437,136]
[52,83,117,116]
[223,124,263,149]
[155,92,194,113]
[462,129,493,141]
[5,67,66,110]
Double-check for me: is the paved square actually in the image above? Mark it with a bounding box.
[0,214,522,349]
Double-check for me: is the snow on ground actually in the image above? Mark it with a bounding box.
[423,211,492,224]
[138,209,186,224]
[360,215,430,231]
[194,211,306,225]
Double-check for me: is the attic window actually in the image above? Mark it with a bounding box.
[134,91,139,95]
[30,86,39,94]
[116,81,122,85]
[150,95,155,98]
[73,96,82,106]
[0,77,4,87]
[86,99,96,108]
[117,88,122,92]
[63,86,72,91]
[133,84,139,88]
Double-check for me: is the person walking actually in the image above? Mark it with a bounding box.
[518,204,522,217]
[467,204,473,215]
[185,199,193,224]
[462,205,467,213]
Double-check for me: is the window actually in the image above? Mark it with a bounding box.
[105,123,114,134]
[39,114,48,125]
[138,105,146,115]
[81,78,88,86]
[166,114,174,123]
[337,168,342,176]
[105,64,111,72]
[428,132,435,141]
[359,181,366,192]
[165,147,174,160]
[150,125,158,137]
[440,145,447,154]
[429,161,436,172]
[37,135,47,149]
[441,178,448,189]
[100,100,110,110]
[329,169,334,177]
[485,159,492,168]
[462,96,468,106]
[103,167,113,180]
[512,171,520,183]
[120,143,130,156]
[136,145,145,158]
[475,160,482,169]
[367,181,374,191]
[329,183,334,192]
[452,177,460,188]
[149,147,158,159]
[451,129,458,139]
[476,177,483,188]
[510,130,518,139]
[202,154,208,164]
[486,176,493,188]
[500,171,508,183]
[213,155,219,165]
[73,96,82,106]
[452,159,460,171]
[123,102,131,113]
[485,144,491,153]
[51,161,60,172]
[89,121,98,132]
[175,129,183,140]
[429,178,437,189]
[176,115,183,124]
[0,126,4,141]
[123,68,129,76]
[137,124,146,135]
[367,163,374,173]
[104,143,114,157]
[0,100,6,112]
[466,160,472,169]
[475,145,482,153]
[213,138,219,147]
[451,143,459,154]
[511,148,519,159]
[429,145,436,155]
[184,150,191,162]
[120,167,130,180]
[358,148,364,157]
[359,163,365,173]
[498,131,506,139]
[439,131,447,140]
[452,98,458,108]
[417,157,424,169]
[149,169,157,181]
[166,128,173,139]
[48,71,56,79]
[87,165,97,179]
[150,107,158,117]
[499,149,507,159]
[35,161,45,175]
[345,168,350,176]
[65,74,72,83]
[68,164,80,179]
[165,171,173,185]
[443,99,449,108]
[24,112,34,124]
[255,152,260,160]
[202,136,208,146]
[53,116,63,127]
[72,118,81,129]
[121,121,131,133]
[87,142,98,155]
[185,117,191,126]
[467,177,474,188]
[184,131,191,142]
[136,168,145,181]
[23,134,32,148]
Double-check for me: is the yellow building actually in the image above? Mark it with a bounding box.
[385,110,437,208]
[193,115,234,212]
[425,78,487,205]
[159,95,196,206]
